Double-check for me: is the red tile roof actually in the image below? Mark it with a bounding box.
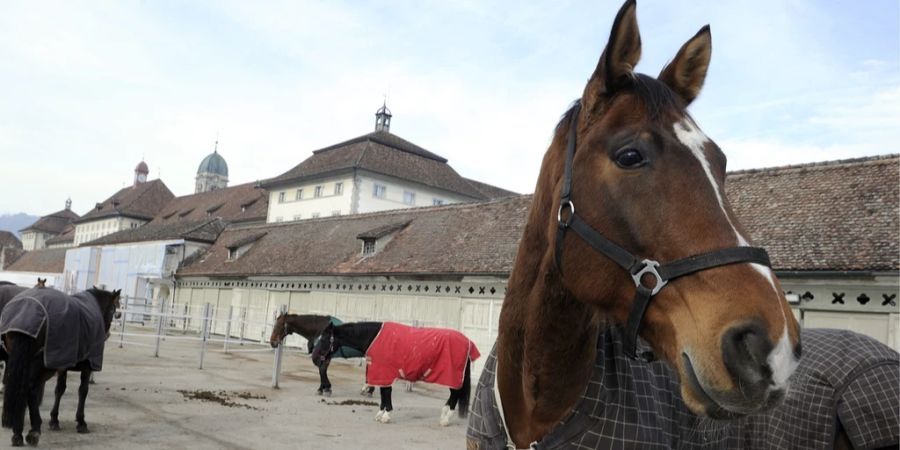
[152,182,268,225]
[179,155,898,277]
[0,231,22,249]
[76,179,174,223]
[4,248,67,273]
[261,130,512,200]
[20,209,79,234]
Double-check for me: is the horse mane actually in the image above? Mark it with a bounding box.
[335,322,383,351]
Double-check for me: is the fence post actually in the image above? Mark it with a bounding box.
[223,305,233,354]
[118,295,128,349]
[182,304,189,334]
[154,298,166,358]
[271,304,288,389]
[239,306,247,345]
[199,303,211,369]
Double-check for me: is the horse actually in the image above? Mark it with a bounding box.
[312,321,479,426]
[465,2,898,449]
[0,286,121,447]
[269,313,370,396]
[34,278,46,288]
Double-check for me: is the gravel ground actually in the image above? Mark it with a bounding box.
[0,327,470,449]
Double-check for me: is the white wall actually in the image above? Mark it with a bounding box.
[74,217,148,245]
[0,271,62,287]
[356,173,474,214]
[266,176,354,223]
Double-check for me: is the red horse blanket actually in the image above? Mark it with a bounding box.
[366,322,480,389]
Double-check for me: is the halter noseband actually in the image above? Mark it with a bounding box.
[554,101,772,361]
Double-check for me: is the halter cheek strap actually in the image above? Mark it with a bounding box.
[554,101,772,361]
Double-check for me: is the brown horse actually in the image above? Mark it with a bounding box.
[486,1,803,447]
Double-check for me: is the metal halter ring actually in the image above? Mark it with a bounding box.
[558,200,575,227]
[631,259,668,296]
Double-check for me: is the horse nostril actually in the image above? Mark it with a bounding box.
[721,323,774,385]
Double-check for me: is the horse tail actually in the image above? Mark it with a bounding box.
[2,333,37,430]
[457,357,472,419]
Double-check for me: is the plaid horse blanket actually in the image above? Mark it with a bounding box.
[467,326,899,449]
[366,322,480,388]
[0,288,107,371]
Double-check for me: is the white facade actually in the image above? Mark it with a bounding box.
[266,175,353,223]
[266,171,475,223]
[20,231,49,251]
[74,217,148,246]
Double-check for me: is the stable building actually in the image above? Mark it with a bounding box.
[19,199,79,251]
[173,155,900,375]
[261,105,515,223]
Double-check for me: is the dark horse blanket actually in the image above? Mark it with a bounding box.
[0,288,107,371]
[468,326,899,449]
[366,322,480,388]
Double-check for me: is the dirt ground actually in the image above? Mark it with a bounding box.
[0,328,471,449]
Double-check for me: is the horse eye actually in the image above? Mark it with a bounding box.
[614,148,645,169]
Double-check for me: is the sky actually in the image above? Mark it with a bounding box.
[1,0,897,216]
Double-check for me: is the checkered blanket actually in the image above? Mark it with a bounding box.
[366,322,480,388]
[0,288,107,371]
[467,326,899,449]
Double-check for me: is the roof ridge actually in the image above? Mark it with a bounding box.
[727,154,899,177]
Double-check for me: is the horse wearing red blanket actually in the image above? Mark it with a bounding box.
[312,321,479,425]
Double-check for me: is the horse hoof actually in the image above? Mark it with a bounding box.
[11,435,24,447]
[377,411,391,423]
[76,423,90,434]
[323,390,332,398]
[440,405,453,426]
[25,431,39,446]
[316,389,323,396]
[48,421,60,431]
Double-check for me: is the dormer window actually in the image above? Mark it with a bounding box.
[362,239,376,255]
[226,232,267,261]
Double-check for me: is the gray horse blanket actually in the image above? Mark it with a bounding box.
[0,288,107,371]
[467,326,899,449]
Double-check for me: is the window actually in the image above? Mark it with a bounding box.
[311,212,320,218]
[334,182,343,195]
[278,192,285,203]
[227,248,238,260]
[373,184,386,199]
[314,185,323,198]
[362,239,376,255]
[293,214,302,221]
[433,198,444,206]
[295,189,303,200]
[331,210,341,216]
[403,191,415,205]
[275,217,283,223]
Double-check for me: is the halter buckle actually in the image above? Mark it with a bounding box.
[557,200,575,227]
[631,259,668,296]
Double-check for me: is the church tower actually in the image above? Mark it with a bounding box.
[195,139,229,193]
[134,160,149,186]
[375,102,392,133]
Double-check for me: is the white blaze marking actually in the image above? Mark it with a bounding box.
[768,326,798,387]
[674,117,792,337]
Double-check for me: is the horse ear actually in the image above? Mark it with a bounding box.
[658,25,712,105]
[583,0,642,114]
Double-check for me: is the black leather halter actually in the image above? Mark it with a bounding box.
[554,101,772,361]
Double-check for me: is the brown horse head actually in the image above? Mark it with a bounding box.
[35,278,47,288]
[270,312,288,348]
[539,0,800,418]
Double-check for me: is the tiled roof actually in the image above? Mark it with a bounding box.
[44,225,75,245]
[76,179,174,223]
[0,231,22,249]
[179,155,898,277]
[20,209,79,234]
[261,130,499,200]
[179,196,530,277]
[1,247,25,270]
[83,218,227,246]
[357,221,411,240]
[152,182,267,225]
[727,154,898,272]
[5,248,67,273]
[463,177,519,200]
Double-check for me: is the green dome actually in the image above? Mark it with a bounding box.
[198,151,228,177]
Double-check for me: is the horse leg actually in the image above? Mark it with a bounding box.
[25,377,44,446]
[317,359,332,397]
[441,388,461,426]
[75,370,91,434]
[4,333,38,447]
[49,371,67,431]
[375,387,392,423]
[360,385,374,397]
